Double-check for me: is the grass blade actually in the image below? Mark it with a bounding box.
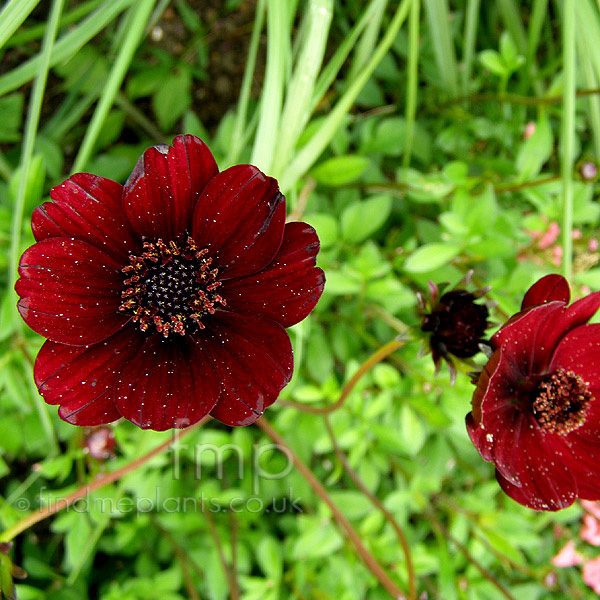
[423,0,459,97]
[0,0,40,51]
[461,0,480,94]
[0,0,134,97]
[250,0,291,172]
[8,0,64,309]
[72,0,156,172]
[561,0,576,280]
[403,0,420,167]
[226,0,266,166]
[280,0,411,191]
[272,0,333,177]
[310,0,382,113]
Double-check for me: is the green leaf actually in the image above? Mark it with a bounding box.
[341,194,392,242]
[403,243,461,273]
[306,213,339,249]
[479,49,507,77]
[152,68,192,131]
[323,270,361,295]
[292,522,344,559]
[256,537,283,582]
[0,94,23,142]
[516,114,553,179]
[306,325,334,383]
[398,404,427,456]
[311,154,370,186]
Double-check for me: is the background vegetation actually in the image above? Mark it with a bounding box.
[1,0,600,598]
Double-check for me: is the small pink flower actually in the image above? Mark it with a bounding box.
[572,229,583,240]
[583,557,600,594]
[551,540,584,567]
[538,222,560,249]
[590,238,599,253]
[524,121,536,139]
[551,245,563,266]
[581,514,600,546]
[583,500,600,520]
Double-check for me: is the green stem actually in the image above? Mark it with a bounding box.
[561,0,576,280]
[403,0,420,167]
[8,0,64,315]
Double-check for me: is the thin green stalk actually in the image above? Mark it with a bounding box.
[526,0,548,78]
[271,0,333,178]
[346,0,388,83]
[43,87,99,141]
[250,0,290,172]
[8,0,64,309]
[226,0,266,166]
[562,0,576,280]
[578,37,600,159]
[0,0,40,51]
[310,0,381,114]
[0,0,134,97]
[403,0,420,167]
[461,0,480,94]
[280,0,411,191]
[6,0,102,48]
[423,0,459,97]
[496,0,527,52]
[72,0,155,172]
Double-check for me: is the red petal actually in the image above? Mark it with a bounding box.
[16,239,128,345]
[492,301,568,375]
[222,222,325,327]
[492,420,577,511]
[199,312,293,426]
[550,323,600,384]
[123,135,218,240]
[113,335,221,431]
[495,432,577,511]
[562,429,600,500]
[33,329,141,426]
[32,173,139,263]
[192,165,286,279]
[521,274,570,310]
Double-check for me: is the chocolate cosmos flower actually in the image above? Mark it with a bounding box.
[418,274,490,383]
[467,274,600,510]
[16,135,325,430]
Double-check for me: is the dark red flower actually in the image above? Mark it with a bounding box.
[418,274,490,383]
[466,274,600,511]
[17,135,324,430]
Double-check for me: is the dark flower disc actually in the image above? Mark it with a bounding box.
[16,135,325,430]
[421,289,489,360]
[466,274,600,511]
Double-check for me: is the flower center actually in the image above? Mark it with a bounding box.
[532,369,592,435]
[421,290,489,358]
[119,236,226,338]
